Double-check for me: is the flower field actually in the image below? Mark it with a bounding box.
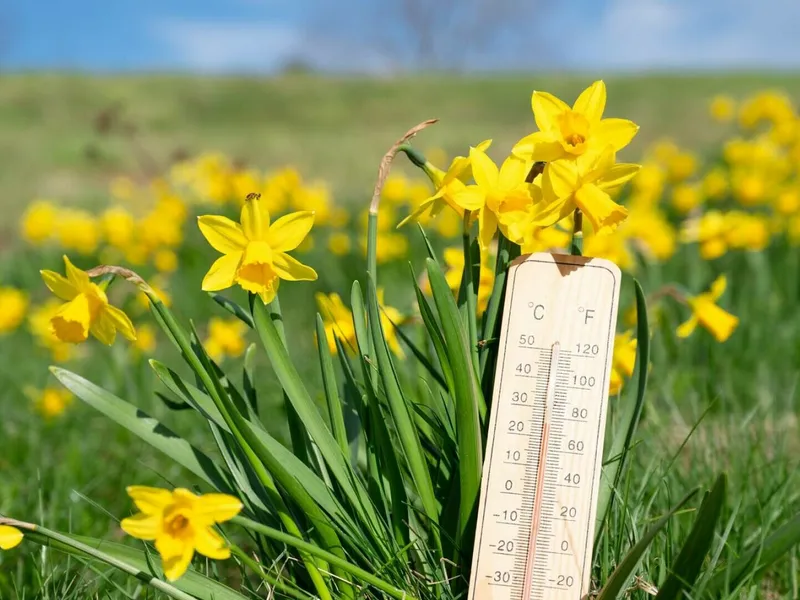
[1,74,800,599]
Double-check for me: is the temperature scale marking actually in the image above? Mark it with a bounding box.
[469,253,621,600]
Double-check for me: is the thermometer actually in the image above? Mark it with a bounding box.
[469,252,621,600]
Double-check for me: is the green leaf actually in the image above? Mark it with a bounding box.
[209,291,254,328]
[251,298,387,556]
[366,274,440,548]
[316,313,349,457]
[385,309,448,391]
[23,526,247,600]
[705,510,800,595]
[425,257,483,552]
[656,474,727,600]
[596,488,699,600]
[596,278,650,541]
[51,367,234,495]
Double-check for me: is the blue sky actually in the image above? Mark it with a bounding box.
[4,0,800,73]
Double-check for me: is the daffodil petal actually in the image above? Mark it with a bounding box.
[676,316,698,338]
[120,513,159,541]
[51,294,92,344]
[63,256,91,290]
[574,184,628,236]
[544,160,579,200]
[194,493,243,523]
[89,309,116,345]
[0,525,23,550]
[512,131,564,163]
[597,163,641,191]
[531,90,570,132]
[197,216,247,254]
[573,80,607,123]
[201,252,243,292]
[478,207,498,250]
[240,197,270,240]
[194,526,230,560]
[127,486,173,514]
[452,186,485,211]
[709,275,727,300]
[267,211,315,252]
[105,305,137,341]
[257,280,279,305]
[40,270,78,301]
[161,542,194,582]
[273,253,318,282]
[469,148,499,190]
[498,155,530,191]
[593,118,639,152]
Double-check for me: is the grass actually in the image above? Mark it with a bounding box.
[1,73,800,598]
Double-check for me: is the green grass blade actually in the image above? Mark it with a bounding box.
[458,223,480,376]
[243,342,259,416]
[411,264,455,395]
[16,524,247,600]
[366,275,440,547]
[479,233,518,396]
[415,223,439,262]
[50,367,234,494]
[655,474,727,600]
[208,291,254,328]
[704,511,800,595]
[151,359,365,551]
[386,309,448,390]
[596,278,650,541]
[425,257,483,553]
[251,297,385,549]
[596,488,699,600]
[316,313,350,457]
[234,516,416,600]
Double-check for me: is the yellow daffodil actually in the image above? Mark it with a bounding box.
[0,525,23,550]
[328,232,351,256]
[517,222,571,254]
[198,195,317,304]
[665,151,698,183]
[453,148,537,249]
[101,206,136,248]
[40,256,137,345]
[513,81,639,163]
[671,183,704,214]
[20,199,58,245]
[677,276,739,342]
[681,210,730,260]
[624,209,676,262]
[398,140,492,228]
[205,317,247,362]
[440,247,495,313]
[316,292,356,355]
[584,230,635,272]
[0,287,28,334]
[27,386,74,419]
[121,486,242,582]
[317,289,404,357]
[538,148,640,235]
[133,323,158,356]
[775,187,800,216]
[703,167,729,200]
[28,300,75,362]
[609,330,637,395]
[154,249,179,273]
[709,95,736,122]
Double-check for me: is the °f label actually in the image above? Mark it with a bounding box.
[468,252,621,600]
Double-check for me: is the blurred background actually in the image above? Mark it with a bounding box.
[2,0,800,232]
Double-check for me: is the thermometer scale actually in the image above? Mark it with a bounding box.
[469,252,621,600]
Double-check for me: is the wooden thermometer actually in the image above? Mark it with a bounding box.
[468,252,621,600]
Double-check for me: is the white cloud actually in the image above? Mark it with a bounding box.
[150,19,394,73]
[562,0,800,70]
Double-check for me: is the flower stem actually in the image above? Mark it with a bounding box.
[571,208,583,256]
[233,516,417,600]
